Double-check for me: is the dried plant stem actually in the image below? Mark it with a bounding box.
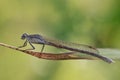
[0,42,98,60]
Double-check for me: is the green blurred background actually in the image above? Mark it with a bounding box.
[0,0,120,80]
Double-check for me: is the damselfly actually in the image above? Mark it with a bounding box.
[18,33,113,63]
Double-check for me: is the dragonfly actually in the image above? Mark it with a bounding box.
[18,33,113,63]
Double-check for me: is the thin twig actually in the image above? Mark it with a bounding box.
[0,42,97,59]
[0,42,113,63]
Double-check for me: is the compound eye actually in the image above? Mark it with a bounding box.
[21,35,26,40]
[21,33,28,40]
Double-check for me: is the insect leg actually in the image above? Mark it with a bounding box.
[26,42,35,50]
[41,44,45,52]
[18,40,27,48]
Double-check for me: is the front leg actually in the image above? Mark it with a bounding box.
[18,40,27,48]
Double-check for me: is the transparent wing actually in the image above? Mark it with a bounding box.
[43,36,99,54]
